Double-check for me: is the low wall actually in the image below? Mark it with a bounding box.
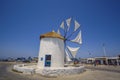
[13,64,35,74]
[36,66,85,76]
[13,64,85,76]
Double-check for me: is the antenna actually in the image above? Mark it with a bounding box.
[102,43,107,57]
[102,43,108,65]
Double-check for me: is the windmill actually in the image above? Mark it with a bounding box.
[57,18,82,63]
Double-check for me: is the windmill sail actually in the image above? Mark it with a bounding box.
[67,46,80,58]
[66,18,71,31]
[57,29,61,35]
[65,49,72,62]
[74,20,80,31]
[71,30,82,44]
[60,21,64,29]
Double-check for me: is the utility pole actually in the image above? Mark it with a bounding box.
[103,43,107,57]
[102,43,108,65]
[88,51,93,64]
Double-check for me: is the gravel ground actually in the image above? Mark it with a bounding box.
[0,62,120,80]
[84,64,120,73]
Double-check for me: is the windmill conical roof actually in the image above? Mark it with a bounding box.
[40,31,64,40]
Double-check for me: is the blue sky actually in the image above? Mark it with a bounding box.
[0,0,120,58]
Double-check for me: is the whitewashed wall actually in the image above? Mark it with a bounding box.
[37,38,64,68]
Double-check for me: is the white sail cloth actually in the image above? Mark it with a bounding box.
[67,46,80,58]
[74,20,80,31]
[57,29,61,35]
[66,18,71,31]
[71,30,82,44]
[60,21,64,29]
[65,49,72,62]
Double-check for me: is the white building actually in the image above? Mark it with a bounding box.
[37,31,65,68]
[81,56,120,65]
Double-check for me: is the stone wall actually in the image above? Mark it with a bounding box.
[13,64,85,76]
[13,64,35,74]
[36,66,85,76]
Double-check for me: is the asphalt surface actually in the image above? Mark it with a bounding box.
[85,66,120,73]
[0,62,120,80]
[0,62,30,80]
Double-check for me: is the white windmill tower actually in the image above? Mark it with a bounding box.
[37,31,65,68]
[57,18,82,63]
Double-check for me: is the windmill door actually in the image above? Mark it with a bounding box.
[45,55,51,67]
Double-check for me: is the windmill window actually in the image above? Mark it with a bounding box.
[41,57,43,61]
[45,55,51,67]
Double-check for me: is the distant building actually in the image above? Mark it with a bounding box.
[32,57,38,63]
[81,56,120,65]
[7,57,15,62]
[16,57,26,62]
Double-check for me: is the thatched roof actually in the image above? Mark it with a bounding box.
[40,31,64,40]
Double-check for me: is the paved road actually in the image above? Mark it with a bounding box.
[0,62,120,80]
[0,62,53,80]
[0,62,30,80]
[85,66,120,73]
